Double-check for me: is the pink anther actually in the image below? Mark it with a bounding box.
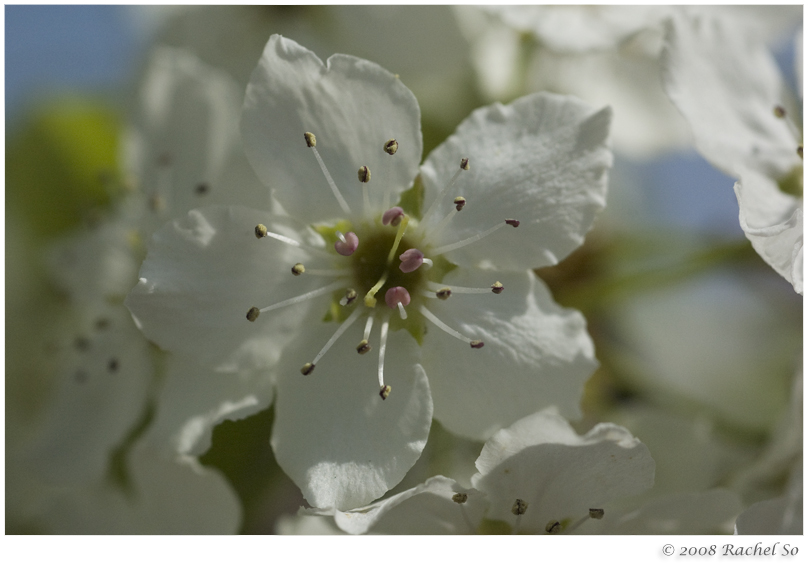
[399,248,424,273]
[334,232,359,256]
[385,286,411,309]
[382,206,405,226]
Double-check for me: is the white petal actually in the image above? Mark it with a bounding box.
[25,304,153,486]
[125,205,327,372]
[419,92,611,270]
[145,354,274,457]
[486,5,668,53]
[313,476,486,535]
[661,12,800,178]
[272,322,432,511]
[596,489,742,534]
[124,46,270,221]
[47,219,140,303]
[472,410,655,532]
[34,443,241,534]
[735,170,803,294]
[420,269,596,440]
[241,34,422,224]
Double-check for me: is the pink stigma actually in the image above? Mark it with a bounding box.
[382,206,405,226]
[399,248,424,273]
[385,287,411,309]
[334,232,359,256]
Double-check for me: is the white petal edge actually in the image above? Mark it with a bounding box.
[125,205,327,372]
[472,410,655,531]
[420,269,597,440]
[241,34,423,224]
[418,92,611,271]
[734,169,803,294]
[271,323,432,511]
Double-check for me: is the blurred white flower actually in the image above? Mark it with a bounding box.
[662,12,803,293]
[126,34,612,510]
[310,409,655,534]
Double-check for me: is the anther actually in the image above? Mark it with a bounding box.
[334,231,359,256]
[379,385,391,400]
[195,183,209,195]
[589,508,605,520]
[470,340,484,349]
[460,158,470,171]
[304,132,316,147]
[108,358,119,373]
[386,287,411,319]
[452,493,468,504]
[356,339,372,355]
[545,520,561,534]
[454,197,466,211]
[301,362,315,375]
[255,224,268,238]
[491,281,504,294]
[384,139,399,155]
[399,248,425,273]
[246,307,260,322]
[505,219,520,228]
[774,105,787,119]
[382,206,405,226]
[358,165,371,183]
[341,289,358,306]
[511,499,528,516]
[291,263,306,276]
[436,288,452,300]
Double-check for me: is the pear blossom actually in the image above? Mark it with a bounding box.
[309,410,655,534]
[662,12,803,293]
[126,34,612,510]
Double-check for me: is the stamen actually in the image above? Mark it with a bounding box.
[564,508,605,534]
[365,215,410,307]
[382,207,405,226]
[453,493,476,534]
[377,316,390,389]
[382,140,398,209]
[358,166,371,216]
[301,306,363,375]
[257,280,346,314]
[454,197,466,211]
[399,248,425,273]
[383,139,398,155]
[357,315,374,354]
[426,281,504,295]
[435,288,452,300]
[291,263,305,276]
[418,305,483,348]
[431,219,520,256]
[421,157,470,226]
[773,106,802,142]
[305,131,351,215]
[340,289,358,306]
[379,385,391,400]
[545,520,561,534]
[334,231,359,256]
[385,287,411,320]
[512,499,528,536]
[256,225,333,259]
